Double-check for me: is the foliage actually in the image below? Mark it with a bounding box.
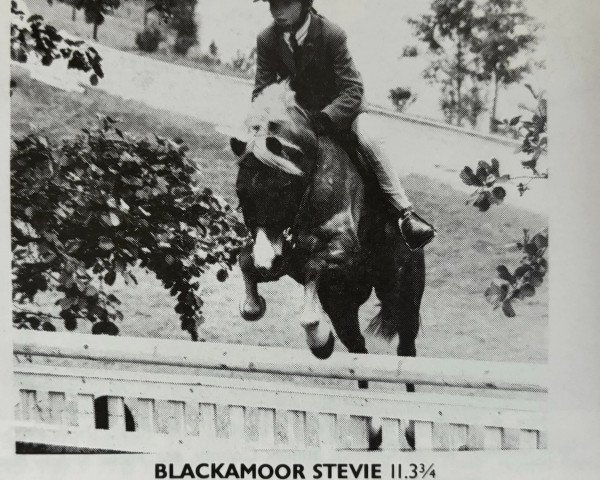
[410,0,479,127]
[461,158,509,212]
[460,86,548,317]
[12,119,249,340]
[485,229,548,317]
[469,0,539,132]
[171,0,198,55]
[73,0,121,40]
[230,48,257,75]
[136,25,164,52]
[388,86,416,113]
[461,86,547,209]
[11,0,103,85]
[209,40,219,58]
[401,45,418,57]
[146,0,178,23]
[411,0,539,131]
[174,35,197,56]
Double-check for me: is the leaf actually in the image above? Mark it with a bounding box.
[496,265,514,284]
[509,115,522,126]
[528,271,545,287]
[531,233,548,249]
[490,158,500,177]
[109,212,121,227]
[492,186,506,201]
[99,238,115,251]
[517,283,536,299]
[485,283,507,307]
[104,270,116,286]
[502,300,516,318]
[473,191,492,212]
[514,264,532,279]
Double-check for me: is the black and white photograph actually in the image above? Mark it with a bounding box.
[2,0,599,478]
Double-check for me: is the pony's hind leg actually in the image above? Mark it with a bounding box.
[319,283,382,450]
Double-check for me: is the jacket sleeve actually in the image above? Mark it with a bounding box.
[252,31,278,101]
[321,28,365,131]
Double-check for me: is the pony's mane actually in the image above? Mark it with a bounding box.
[243,82,310,176]
[247,81,306,128]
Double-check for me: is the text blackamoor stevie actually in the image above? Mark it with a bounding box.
[155,463,384,479]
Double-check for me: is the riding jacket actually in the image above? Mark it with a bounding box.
[253,12,367,132]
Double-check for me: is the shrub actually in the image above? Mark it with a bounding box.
[402,45,418,57]
[135,26,163,53]
[11,118,249,340]
[173,35,197,56]
[209,40,219,57]
[389,87,416,112]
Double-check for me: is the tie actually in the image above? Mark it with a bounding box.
[289,32,302,72]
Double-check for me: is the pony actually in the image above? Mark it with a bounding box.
[229,83,425,447]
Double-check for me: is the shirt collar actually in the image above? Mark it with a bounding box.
[283,14,312,48]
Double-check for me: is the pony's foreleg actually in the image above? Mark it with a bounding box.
[300,280,335,359]
[238,247,267,322]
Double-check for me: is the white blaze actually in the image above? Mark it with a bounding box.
[253,228,282,271]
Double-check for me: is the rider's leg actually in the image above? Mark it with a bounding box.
[352,112,436,250]
[352,113,413,212]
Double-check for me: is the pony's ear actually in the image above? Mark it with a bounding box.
[266,136,303,161]
[230,137,248,157]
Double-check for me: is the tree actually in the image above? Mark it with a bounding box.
[74,0,121,41]
[145,0,177,25]
[11,1,103,86]
[171,0,198,55]
[460,86,548,316]
[470,0,538,133]
[409,0,479,127]
[12,119,248,340]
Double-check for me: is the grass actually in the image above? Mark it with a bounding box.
[25,0,253,80]
[11,70,548,369]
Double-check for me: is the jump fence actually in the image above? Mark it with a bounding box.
[13,330,547,453]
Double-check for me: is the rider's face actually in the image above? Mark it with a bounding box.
[269,0,303,28]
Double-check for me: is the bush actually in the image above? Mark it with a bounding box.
[389,86,416,112]
[11,118,248,340]
[173,35,197,56]
[402,45,418,57]
[135,26,163,53]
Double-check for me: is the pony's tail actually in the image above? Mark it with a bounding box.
[365,305,398,342]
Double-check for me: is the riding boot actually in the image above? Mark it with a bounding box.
[399,207,436,250]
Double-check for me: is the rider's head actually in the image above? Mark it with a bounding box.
[255,0,314,30]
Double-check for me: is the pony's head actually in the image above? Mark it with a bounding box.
[229,82,319,272]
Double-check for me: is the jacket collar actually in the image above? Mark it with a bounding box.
[277,12,323,76]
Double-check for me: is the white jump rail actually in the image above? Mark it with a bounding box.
[13,330,547,453]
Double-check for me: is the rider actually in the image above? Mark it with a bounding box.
[252,0,436,250]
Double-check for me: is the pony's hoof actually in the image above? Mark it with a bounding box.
[368,425,383,451]
[405,422,415,450]
[239,296,266,322]
[310,331,335,360]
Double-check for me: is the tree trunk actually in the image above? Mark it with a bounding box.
[72,6,77,21]
[455,42,464,127]
[143,0,148,26]
[93,22,99,41]
[490,72,500,134]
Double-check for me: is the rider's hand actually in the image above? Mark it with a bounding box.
[309,111,334,135]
